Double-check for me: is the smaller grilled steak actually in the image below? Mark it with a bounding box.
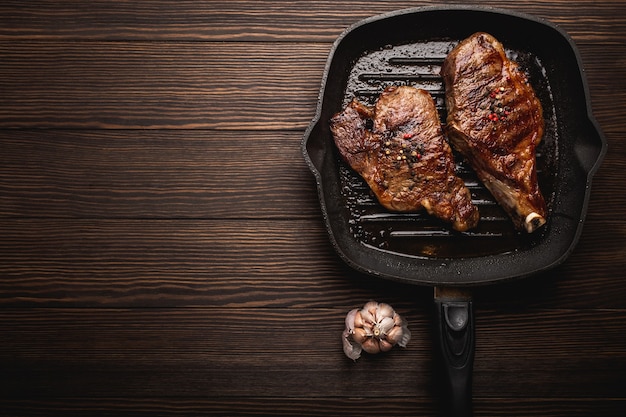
[442,32,547,233]
[330,86,479,232]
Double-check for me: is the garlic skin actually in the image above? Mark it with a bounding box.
[342,301,411,360]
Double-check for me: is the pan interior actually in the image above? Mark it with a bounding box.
[338,40,558,259]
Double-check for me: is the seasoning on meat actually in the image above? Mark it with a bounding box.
[330,85,479,232]
[441,32,547,233]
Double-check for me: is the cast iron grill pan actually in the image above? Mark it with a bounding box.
[303,6,606,286]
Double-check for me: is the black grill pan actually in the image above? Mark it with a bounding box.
[302,6,606,417]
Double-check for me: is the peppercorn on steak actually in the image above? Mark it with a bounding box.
[441,32,547,233]
[330,85,479,232]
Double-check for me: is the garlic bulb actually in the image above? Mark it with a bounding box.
[342,301,411,360]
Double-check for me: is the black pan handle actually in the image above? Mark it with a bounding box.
[434,287,475,417]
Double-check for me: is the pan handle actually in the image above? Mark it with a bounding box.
[434,287,474,417]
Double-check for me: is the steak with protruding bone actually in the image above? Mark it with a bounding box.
[330,85,479,232]
[441,32,547,233]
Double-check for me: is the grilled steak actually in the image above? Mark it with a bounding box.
[330,85,479,232]
[441,32,547,233]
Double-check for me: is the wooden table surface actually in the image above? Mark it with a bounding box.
[1,1,625,416]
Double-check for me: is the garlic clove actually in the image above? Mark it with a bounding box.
[378,316,395,336]
[379,338,394,352]
[385,325,404,345]
[360,302,377,324]
[364,301,379,315]
[352,327,368,344]
[393,312,405,327]
[353,310,364,328]
[376,302,395,320]
[361,337,381,354]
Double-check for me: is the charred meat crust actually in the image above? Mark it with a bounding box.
[330,86,479,232]
[441,32,547,232]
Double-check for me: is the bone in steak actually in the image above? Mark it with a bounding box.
[441,32,547,233]
[330,85,479,232]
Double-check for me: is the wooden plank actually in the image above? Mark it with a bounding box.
[0,130,320,218]
[0,308,624,398]
[1,128,624,219]
[0,218,427,308]
[0,308,434,398]
[0,42,327,129]
[0,1,624,42]
[0,219,624,308]
[1,397,625,417]
[0,42,623,132]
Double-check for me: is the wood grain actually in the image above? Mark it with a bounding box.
[1,308,624,398]
[1,398,625,417]
[0,41,624,131]
[0,130,318,218]
[0,218,624,309]
[1,1,625,416]
[2,129,623,219]
[0,0,624,42]
[0,42,326,129]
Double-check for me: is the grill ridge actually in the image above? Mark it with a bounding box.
[339,41,550,258]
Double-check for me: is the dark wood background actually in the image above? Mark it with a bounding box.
[1,1,625,416]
